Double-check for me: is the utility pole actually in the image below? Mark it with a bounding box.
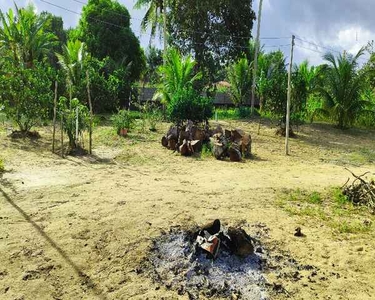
[285,35,295,156]
[163,0,168,67]
[86,70,93,155]
[251,0,263,114]
[52,80,58,153]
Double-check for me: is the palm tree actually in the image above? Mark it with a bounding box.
[318,48,370,129]
[292,60,319,117]
[227,57,252,107]
[155,48,202,104]
[134,0,165,43]
[56,40,87,100]
[0,4,56,68]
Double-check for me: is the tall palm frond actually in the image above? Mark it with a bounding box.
[56,40,87,97]
[318,47,370,128]
[134,0,165,43]
[0,4,56,68]
[154,48,202,104]
[227,57,252,106]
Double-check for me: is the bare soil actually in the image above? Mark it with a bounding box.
[0,119,375,300]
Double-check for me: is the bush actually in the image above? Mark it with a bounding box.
[147,106,162,132]
[111,109,137,134]
[167,88,213,125]
[0,62,52,132]
[59,97,90,149]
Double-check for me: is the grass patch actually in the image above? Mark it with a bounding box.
[278,187,374,236]
[342,148,375,166]
[330,220,372,234]
[283,188,323,204]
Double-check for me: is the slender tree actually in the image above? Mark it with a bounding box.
[56,40,87,100]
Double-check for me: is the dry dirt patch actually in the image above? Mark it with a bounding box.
[0,121,375,299]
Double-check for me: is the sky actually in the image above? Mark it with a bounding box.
[0,0,373,66]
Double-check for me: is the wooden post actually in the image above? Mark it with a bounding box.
[75,106,79,147]
[60,113,64,158]
[251,0,263,114]
[285,35,295,156]
[52,80,58,153]
[86,70,93,155]
[163,0,168,67]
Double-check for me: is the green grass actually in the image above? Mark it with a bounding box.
[277,187,374,236]
[214,107,254,120]
[330,220,372,234]
[347,148,375,165]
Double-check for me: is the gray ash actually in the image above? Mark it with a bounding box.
[141,223,323,299]
[147,230,268,299]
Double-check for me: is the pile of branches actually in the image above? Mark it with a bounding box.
[342,168,375,213]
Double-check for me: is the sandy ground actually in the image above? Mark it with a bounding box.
[0,119,375,300]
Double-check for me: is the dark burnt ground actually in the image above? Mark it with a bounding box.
[139,223,333,300]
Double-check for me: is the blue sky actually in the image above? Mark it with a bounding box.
[0,0,373,65]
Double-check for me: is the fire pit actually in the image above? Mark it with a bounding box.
[140,220,324,299]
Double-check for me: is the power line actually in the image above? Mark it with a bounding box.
[40,0,126,30]
[295,43,369,64]
[39,0,291,50]
[295,43,325,54]
[67,0,289,41]
[295,36,342,54]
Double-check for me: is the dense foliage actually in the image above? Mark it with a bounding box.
[111,109,137,134]
[0,5,55,132]
[227,57,252,107]
[156,48,202,104]
[144,46,163,84]
[136,0,256,87]
[79,0,145,83]
[167,88,213,125]
[168,0,255,86]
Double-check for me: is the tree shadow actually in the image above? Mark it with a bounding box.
[297,122,375,153]
[0,187,107,300]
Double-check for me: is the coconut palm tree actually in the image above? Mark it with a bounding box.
[227,57,252,107]
[0,4,55,68]
[56,40,87,100]
[134,0,165,43]
[155,48,202,104]
[318,48,371,129]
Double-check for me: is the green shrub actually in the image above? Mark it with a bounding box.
[167,88,213,125]
[59,97,90,149]
[0,62,52,132]
[309,191,323,204]
[111,109,137,134]
[147,106,162,132]
[331,187,349,206]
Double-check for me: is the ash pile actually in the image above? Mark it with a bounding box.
[145,220,269,300]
